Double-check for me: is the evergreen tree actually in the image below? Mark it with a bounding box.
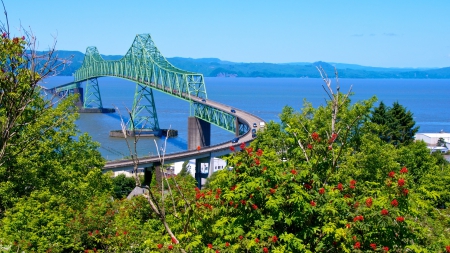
[387,102,419,146]
[371,101,419,146]
[371,101,388,125]
[370,101,391,142]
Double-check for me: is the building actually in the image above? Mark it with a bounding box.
[427,146,449,154]
[113,157,228,178]
[415,132,450,145]
[414,132,450,154]
[172,158,227,177]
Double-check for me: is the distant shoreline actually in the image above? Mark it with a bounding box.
[56,75,450,79]
[51,50,450,79]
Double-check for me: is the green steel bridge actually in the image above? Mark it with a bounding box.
[53,34,248,135]
[52,34,265,187]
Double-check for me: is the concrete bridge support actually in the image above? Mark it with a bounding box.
[141,166,154,187]
[72,87,84,108]
[53,87,84,108]
[188,116,211,150]
[127,165,156,199]
[188,116,213,188]
[138,158,214,190]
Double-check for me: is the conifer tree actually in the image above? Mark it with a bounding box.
[371,101,390,142]
[371,101,419,146]
[387,102,419,146]
[371,101,388,125]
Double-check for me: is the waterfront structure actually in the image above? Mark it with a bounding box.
[415,132,450,145]
[415,132,450,154]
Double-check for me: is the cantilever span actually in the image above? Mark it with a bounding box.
[75,34,207,101]
[58,33,241,134]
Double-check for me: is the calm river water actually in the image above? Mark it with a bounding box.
[42,77,450,160]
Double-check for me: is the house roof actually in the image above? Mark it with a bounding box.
[416,133,450,138]
[127,186,148,199]
[427,146,448,150]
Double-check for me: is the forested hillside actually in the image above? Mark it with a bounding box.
[53,50,450,78]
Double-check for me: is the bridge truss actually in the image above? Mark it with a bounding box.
[54,34,243,134]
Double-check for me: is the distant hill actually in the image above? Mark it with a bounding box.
[50,50,450,78]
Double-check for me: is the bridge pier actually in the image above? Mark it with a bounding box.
[84,78,103,109]
[236,117,240,136]
[188,116,211,150]
[127,164,157,199]
[52,86,84,107]
[72,87,84,107]
[129,83,160,131]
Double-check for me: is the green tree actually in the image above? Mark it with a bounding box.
[0,29,68,165]
[0,10,116,251]
[112,174,136,199]
[0,16,108,212]
[387,102,419,146]
[437,137,447,147]
[371,101,419,146]
[371,101,388,125]
[370,101,391,142]
[0,190,78,251]
[179,160,191,177]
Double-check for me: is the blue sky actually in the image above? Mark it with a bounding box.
[4,1,450,68]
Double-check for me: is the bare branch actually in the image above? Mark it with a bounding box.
[317,66,333,100]
[161,128,180,216]
[287,123,310,162]
[0,0,9,36]
[115,105,141,186]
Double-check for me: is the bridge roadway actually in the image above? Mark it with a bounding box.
[103,94,265,172]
